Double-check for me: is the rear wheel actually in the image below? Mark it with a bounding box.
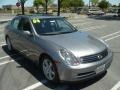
[6,37,13,51]
[41,56,59,83]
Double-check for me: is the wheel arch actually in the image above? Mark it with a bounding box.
[39,53,54,65]
[39,53,60,82]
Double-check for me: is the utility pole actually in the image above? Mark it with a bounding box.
[20,0,27,15]
[45,0,48,14]
[57,0,60,16]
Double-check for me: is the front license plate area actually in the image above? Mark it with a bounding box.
[95,64,105,74]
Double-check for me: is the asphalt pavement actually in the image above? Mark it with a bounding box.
[0,14,120,90]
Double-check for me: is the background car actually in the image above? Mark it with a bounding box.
[87,9,105,16]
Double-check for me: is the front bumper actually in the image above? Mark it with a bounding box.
[57,51,113,82]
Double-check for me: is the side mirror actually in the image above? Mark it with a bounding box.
[23,31,33,36]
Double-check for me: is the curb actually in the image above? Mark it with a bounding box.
[0,19,11,24]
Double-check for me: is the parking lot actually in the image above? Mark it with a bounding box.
[0,14,120,90]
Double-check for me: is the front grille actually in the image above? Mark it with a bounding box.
[81,49,108,63]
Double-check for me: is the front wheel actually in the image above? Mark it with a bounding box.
[42,56,59,83]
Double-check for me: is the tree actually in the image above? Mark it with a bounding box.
[91,0,99,6]
[70,0,84,7]
[61,0,84,8]
[57,0,84,16]
[61,0,70,9]
[98,0,110,11]
[33,0,54,14]
[33,0,44,13]
[45,0,54,14]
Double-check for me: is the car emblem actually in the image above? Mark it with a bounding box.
[97,55,103,59]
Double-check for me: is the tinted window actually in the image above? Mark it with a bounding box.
[32,18,77,35]
[18,18,32,32]
[12,18,20,29]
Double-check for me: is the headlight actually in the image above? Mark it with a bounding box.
[59,49,81,66]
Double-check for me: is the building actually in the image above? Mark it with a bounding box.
[2,5,33,14]
[2,5,17,10]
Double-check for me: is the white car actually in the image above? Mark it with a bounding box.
[88,9,105,16]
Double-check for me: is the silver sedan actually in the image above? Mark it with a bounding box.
[4,15,113,83]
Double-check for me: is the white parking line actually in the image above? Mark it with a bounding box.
[80,22,92,25]
[83,25,106,31]
[0,43,6,47]
[0,60,14,66]
[73,22,92,26]
[69,20,84,23]
[101,31,120,39]
[23,80,47,90]
[0,19,11,22]
[0,42,5,44]
[0,54,18,60]
[105,34,120,41]
[111,81,120,90]
[0,55,10,60]
[0,56,22,66]
[0,42,6,47]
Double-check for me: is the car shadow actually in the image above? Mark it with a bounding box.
[65,71,106,90]
[87,15,120,21]
[2,45,107,90]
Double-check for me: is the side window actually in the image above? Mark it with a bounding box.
[12,18,20,29]
[18,18,32,32]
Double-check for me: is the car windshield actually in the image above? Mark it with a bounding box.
[31,18,78,35]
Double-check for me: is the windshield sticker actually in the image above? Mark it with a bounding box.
[32,19,40,23]
[37,19,40,23]
[32,19,37,23]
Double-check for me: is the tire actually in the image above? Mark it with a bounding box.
[6,37,14,52]
[41,56,59,83]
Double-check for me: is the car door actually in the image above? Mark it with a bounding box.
[17,17,39,61]
[9,17,22,50]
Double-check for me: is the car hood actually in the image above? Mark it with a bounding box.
[41,31,106,57]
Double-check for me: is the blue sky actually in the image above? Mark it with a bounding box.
[0,0,120,8]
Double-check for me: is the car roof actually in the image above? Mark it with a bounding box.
[16,14,63,19]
